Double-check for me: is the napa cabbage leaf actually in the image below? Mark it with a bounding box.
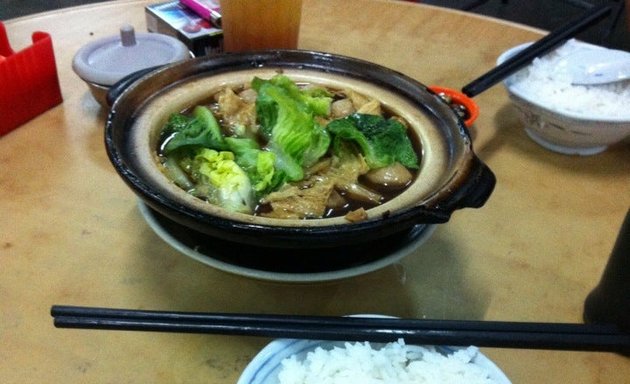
[188,149,254,213]
[225,137,286,197]
[252,75,332,181]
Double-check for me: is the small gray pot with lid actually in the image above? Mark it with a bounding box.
[73,25,190,107]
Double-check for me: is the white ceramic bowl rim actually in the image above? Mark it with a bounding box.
[238,337,512,384]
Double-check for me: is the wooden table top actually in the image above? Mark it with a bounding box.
[1,0,629,382]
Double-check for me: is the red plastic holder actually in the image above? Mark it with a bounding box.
[0,21,63,136]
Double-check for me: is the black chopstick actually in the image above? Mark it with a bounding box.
[461,4,613,97]
[51,305,630,353]
[51,305,619,334]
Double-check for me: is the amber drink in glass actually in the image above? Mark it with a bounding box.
[220,0,303,52]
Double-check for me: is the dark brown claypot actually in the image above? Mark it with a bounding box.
[105,50,495,249]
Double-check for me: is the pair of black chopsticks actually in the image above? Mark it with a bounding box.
[51,305,630,353]
[461,4,613,97]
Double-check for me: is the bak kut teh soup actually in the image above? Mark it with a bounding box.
[156,74,421,222]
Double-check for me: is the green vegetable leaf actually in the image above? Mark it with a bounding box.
[190,149,254,213]
[252,75,332,181]
[162,106,227,154]
[262,74,333,116]
[327,113,419,169]
[225,137,286,196]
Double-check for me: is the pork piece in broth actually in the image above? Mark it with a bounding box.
[330,89,382,118]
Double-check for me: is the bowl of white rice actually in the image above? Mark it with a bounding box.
[497,39,630,155]
[237,338,511,384]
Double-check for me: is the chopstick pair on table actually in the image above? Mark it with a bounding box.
[461,3,613,97]
[51,305,630,353]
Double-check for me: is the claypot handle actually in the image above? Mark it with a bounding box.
[450,156,496,210]
[411,156,496,223]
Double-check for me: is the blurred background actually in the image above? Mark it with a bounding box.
[1,0,628,50]
[421,0,629,50]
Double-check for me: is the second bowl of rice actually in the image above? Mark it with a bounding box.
[237,338,511,384]
[497,40,630,156]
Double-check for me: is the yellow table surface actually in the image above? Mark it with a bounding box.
[1,0,629,382]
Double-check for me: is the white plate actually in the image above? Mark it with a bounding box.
[138,201,437,283]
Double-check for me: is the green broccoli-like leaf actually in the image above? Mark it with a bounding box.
[327,113,419,170]
[162,106,227,154]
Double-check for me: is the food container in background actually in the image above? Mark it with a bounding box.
[145,1,223,57]
[72,24,190,108]
[0,21,62,135]
[497,41,630,156]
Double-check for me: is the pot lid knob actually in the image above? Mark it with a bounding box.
[120,24,137,47]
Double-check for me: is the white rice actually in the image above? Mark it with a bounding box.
[277,339,501,384]
[507,39,630,118]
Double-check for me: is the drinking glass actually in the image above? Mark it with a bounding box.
[220,0,303,52]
